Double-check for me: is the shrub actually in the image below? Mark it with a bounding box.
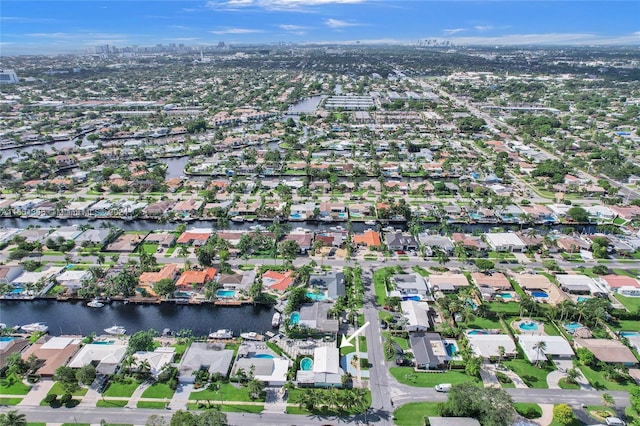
[44,394,57,404]
[60,393,72,405]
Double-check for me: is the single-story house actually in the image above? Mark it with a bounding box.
[284,231,314,253]
[74,229,111,246]
[428,273,470,293]
[484,232,526,252]
[466,333,516,360]
[298,302,339,336]
[48,226,83,241]
[418,234,454,253]
[556,274,607,296]
[233,356,289,386]
[132,347,176,378]
[409,332,448,370]
[600,275,640,297]
[385,231,419,251]
[139,264,179,296]
[392,273,429,296]
[471,272,512,291]
[176,229,212,246]
[263,270,295,292]
[518,335,574,364]
[21,336,82,377]
[309,272,345,299]
[0,265,24,285]
[352,230,382,248]
[401,300,431,332]
[516,274,567,305]
[217,270,256,292]
[178,342,234,383]
[105,233,147,252]
[175,267,217,291]
[574,338,638,366]
[143,232,176,248]
[55,270,91,292]
[67,342,128,375]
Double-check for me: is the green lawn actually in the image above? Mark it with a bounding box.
[0,397,22,405]
[373,267,396,305]
[27,423,46,426]
[382,331,409,350]
[393,402,441,426]
[464,317,503,330]
[220,404,264,413]
[609,319,640,331]
[103,380,141,398]
[503,359,554,389]
[514,403,543,419]
[141,383,175,399]
[141,243,158,254]
[96,399,128,408]
[136,401,167,409]
[47,382,88,397]
[558,378,580,390]
[614,294,640,312]
[389,368,478,387]
[579,365,636,391]
[487,301,521,315]
[190,383,262,402]
[0,375,31,395]
[378,310,394,322]
[411,266,430,277]
[286,388,371,415]
[544,322,561,336]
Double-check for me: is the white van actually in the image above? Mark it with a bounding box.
[435,383,452,392]
[605,417,625,426]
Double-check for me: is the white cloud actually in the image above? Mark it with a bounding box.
[443,28,465,35]
[210,28,265,34]
[325,18,361,28]
[447,32,640,46]
[206,0,366,12]
[278,24,310,31]
[474,25,493,32]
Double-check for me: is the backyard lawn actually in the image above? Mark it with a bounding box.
[579,365,637,391]
[393,402,441,426]
[389,368,478,387]
[487,302,521,315]
[503,359,554,389]
[464,317,503,330]
[614,294,640,312]
[0,375,31,395]
[103,380,142,398]
[140,383,175,399]
[190,383,261,402]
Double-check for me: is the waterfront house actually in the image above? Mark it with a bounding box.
[352,230,382,248]
[466,333,516,360]
[392,273,429,297]
[59,200,96,218]
[484,232,526,252]
[132,347,176,378]
[17,228,50,244]
[284,230,314,253]
[171,199,203,218]
[232,355,289,386]
[418,234,454,253]
[143,200,176,218]
[12,266,64,291]
[599,275,640,297]
[56,270,91,293]
[217,270,256,292]
[289,202,316,221]
[263,270,295,292]
[0,265,23,285]
[409,332,447,370]
[106,233,147,252]
[74,229,111,246]
[21,335,81,377]
[178,342,234,384]
[176,267,217,291]
[139,264,179,296]
[556,236,590,253]
[68,342,128,375]
[573,338,638,366]
[176,229,212,246]
[49,226,83,242]
[385,231,419,251]
[0,338,30,371]
[298,302,339,336]
[143,232,176,248]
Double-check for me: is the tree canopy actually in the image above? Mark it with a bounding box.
[438,383,515,426]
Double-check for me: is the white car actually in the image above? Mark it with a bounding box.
[605,417,625,426]
[435,383,452,393]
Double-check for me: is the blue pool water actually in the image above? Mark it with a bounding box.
[469,212,483,220]
[497,293,513,299]
[444,342,458,357]
[289,213,303,219]
[467,330,489,335]
[402,295,422,301]
[290,312,300,325]
[11,288,23,294]
[175,291,192,298]
[93,341,115,345]
[300,357,313,371]
[216,290,236,298]
[465,298,478,310]
[564,322,584,333]
[519,321,539,331]
[0,337,15,342]
[254,354,274,359]
[620,332,639,338]
[306,292,326,301]
[577,297,591,303]
[531,291,549,298]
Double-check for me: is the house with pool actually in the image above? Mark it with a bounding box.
[574,338,638,367]
[297,302,340,338]
[296,346,343,388]
[178,342,234,384]
[466,333,517,360]
[470,272,513,302]
[392,273,429,298]
[556,274,608,298]
[233,355,290,386]
[309,271,345,300]
[409,332,449,370]
[138,264,179,297]
[401,300,431,332]
[68,341,128,376]
[132,347,175,378]
[600,275,640,297]
[175,267,217,292]
[517,335,574,364]
[428,273,470,293]
[516,274,567,305]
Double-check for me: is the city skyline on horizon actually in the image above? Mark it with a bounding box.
[1,0,639,56]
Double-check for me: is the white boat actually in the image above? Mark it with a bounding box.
[20,322,49,333]
[240,332,264,341]
[364,220,376,226]
[87,299,104,308]
[231,216,244,222]
[209,329,234,339]
[104,325,126,335]
[272,312,281,327]
[249,224,267,231]
[0,323,6,330]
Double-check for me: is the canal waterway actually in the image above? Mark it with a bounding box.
[0,299,274,337]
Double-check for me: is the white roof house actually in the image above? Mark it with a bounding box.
[13,266,64,286]
[297,346,344,388]
[49,226,83,241]
[233,357,290,386]
[401,300,430,332]
[556,274,607,295]
[466,334,516,359]
[68,342,128,375]
[518,335,574,363]
[56,270,91,291]
[133,347,175,378]
[484,233,526,252]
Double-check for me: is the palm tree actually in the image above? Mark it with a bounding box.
[0,410,27,426]
[497,345,506,365]
[601,393,615,410]
[533,340,547,367]
[566,368,581,384]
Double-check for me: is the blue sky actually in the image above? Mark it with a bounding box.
[1,1,639,55]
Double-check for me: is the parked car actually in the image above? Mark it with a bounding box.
[435,383,452,393]
[380,320,388,329]
[605,418,625,426]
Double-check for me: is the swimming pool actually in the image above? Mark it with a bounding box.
[175,291,192,298]
[467,330,489,335]
[444,342,458,357]
[216,289,236,298]
[577,297,591,303]
[300,357,313,371]
[289,213,303,219]
[497,293,513,299]
[402,295,422,301]
[306,292,326,301]
[254,354,274,359]
[93,340,115,345]
[519,321,539,331]
[620,331,639,338]
[290,312,300,326]
[564,322,584,333]
[10,287,23,294]
[0,337,15,342]
[465,298,478,310]
[531,291,549,298]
